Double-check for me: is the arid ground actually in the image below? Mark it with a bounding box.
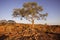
[0,23,60,40]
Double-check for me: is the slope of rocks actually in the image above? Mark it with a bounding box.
[0,23,60,40]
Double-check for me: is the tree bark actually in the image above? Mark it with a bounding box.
[32,13,34,28]
[32,18,34,28]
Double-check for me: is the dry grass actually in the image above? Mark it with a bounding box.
[0,23,60,40]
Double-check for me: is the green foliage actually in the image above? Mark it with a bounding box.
[13,2,48,21]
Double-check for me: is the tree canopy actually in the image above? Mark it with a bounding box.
[12,2,48,27]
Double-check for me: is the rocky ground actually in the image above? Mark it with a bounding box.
[0,23,60,40]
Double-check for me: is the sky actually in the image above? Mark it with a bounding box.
[0,0,60,25]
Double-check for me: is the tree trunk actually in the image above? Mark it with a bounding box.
[32,13,34,28]
[32,19,34,28]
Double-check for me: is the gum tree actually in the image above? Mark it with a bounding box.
[12,2,48,28]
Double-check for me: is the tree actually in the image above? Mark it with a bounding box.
[12,2,48,28]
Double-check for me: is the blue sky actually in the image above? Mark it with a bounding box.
[0,0,60,25]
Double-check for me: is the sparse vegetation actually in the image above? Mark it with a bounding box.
[0,2,60,40]
[0,20,7,26]
[0,23,60,40]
